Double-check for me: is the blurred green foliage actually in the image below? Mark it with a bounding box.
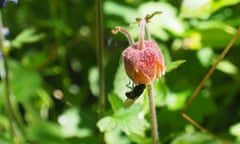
[0,0,240,144]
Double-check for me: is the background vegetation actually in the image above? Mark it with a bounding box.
[0,0,240,144]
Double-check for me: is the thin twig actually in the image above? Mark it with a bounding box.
[147,84,159,144]
[180,28,240,144]
[0,12,15,143]
[96,0,105,143]
[96,0,105,115]
[181,28,240,114]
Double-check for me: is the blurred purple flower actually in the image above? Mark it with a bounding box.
[2,27,9,36]
[0,0,18,9]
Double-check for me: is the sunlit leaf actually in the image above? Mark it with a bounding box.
[12,28,44,49]
[195,22,238,47]
[230,123,240,138]
[166,60,186,73]
[97,104,149,136]
[172,132,223,144]
[113,63,131,101]
[97,116,117,132]
[180,0,212,18]
[88,67,99,96]
[114,105,149,135]
[9,60,42,102]
[165,89,191,111]
[36,88,52,108]
[105,128,130,144]
[180,0,240,18]
[197,47,238,75]
[139,2,184,40]
[216,60,238,75]
[58,108,91,138]
[108,93,123,112]
[0,59,41,102]
[129,133,152,144]
[104,1,137,24]
[197,47,215,67]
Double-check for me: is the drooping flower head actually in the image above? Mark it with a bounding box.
[112,12,165,84]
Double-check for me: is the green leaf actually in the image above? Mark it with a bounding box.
[172,132,223,144]
[165,89,191,111]
[97,116,117,132]
[26,120,67,144]
[104,1,137,24]
[113,63,131,101]
[129,133,152,144]
[0,136,11,144]
[105,128,131,144]
[114,105,149,135]
[88,67,99,96]
[180,0,212,18]
[139,2,184,40]
[97,104,149,136]
[180,0,240,18]
[108,93,123,112]
[195,22,238,47]
[12,28,45,49]
[58,108,91,138]
[197,47,238,75]
[230,123,240,138]
[166,60,186,73]
[153,80,167,107]
[21,50,48,70]
[216,60,238,75]
[187,93,217,123]
[197,47,215,67]
[9,60,42,102]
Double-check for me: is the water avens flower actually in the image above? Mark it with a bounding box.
[113,17,165,84]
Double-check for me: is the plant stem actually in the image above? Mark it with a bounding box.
[147,83,159,144]
[139,19,146,50]
[112,26,135,46]
[145,24,151,41]
[0,12,15,143]
[96,0,105,143]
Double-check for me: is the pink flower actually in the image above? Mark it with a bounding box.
[113,18,165,84]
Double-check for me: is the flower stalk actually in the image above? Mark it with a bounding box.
[96,0,105,143]
[147,84,159,144]
[139,19,146,50]
[0,11,15,143]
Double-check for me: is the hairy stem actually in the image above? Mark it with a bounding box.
[0,12,15,143]
[96,0,105,143]
[147,83,159,144]
[139,19,146,50]
[145,24,151,41]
